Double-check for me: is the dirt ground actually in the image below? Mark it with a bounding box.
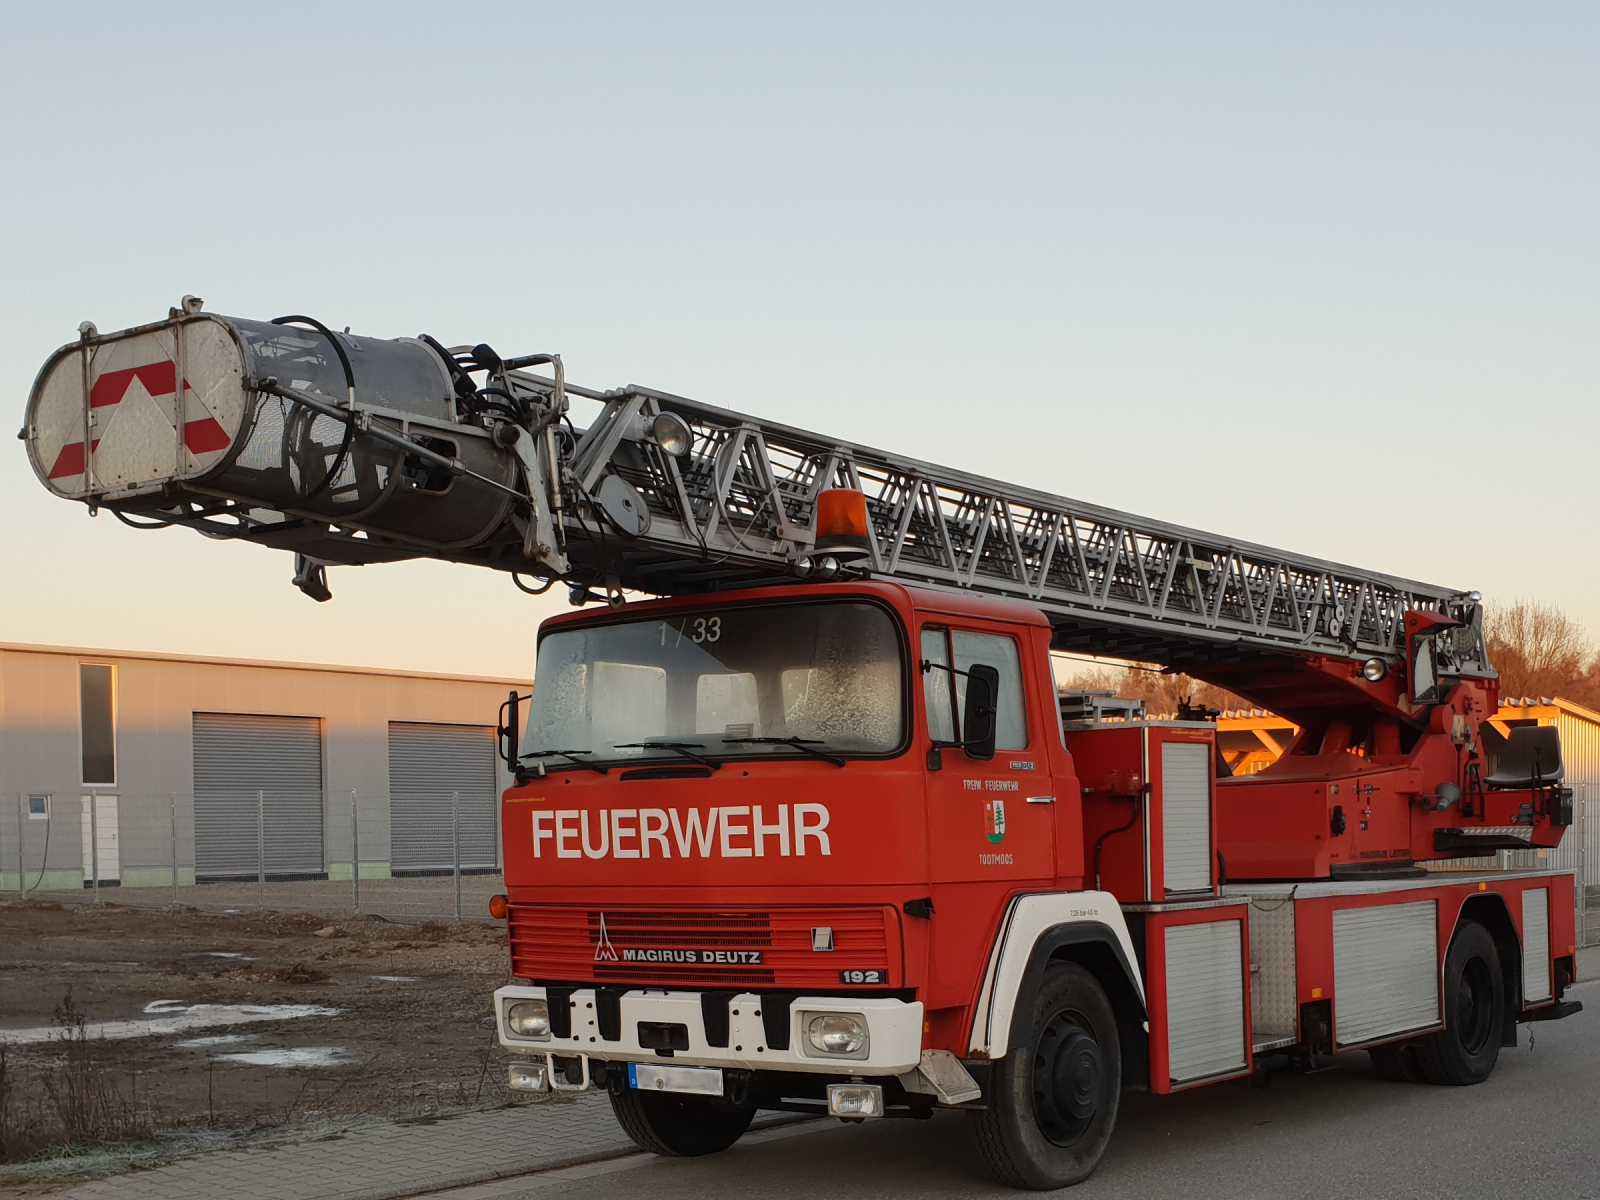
[0,896,528,1175]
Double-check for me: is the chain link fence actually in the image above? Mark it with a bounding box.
[2,791,503,924]
[6,788,1598,943]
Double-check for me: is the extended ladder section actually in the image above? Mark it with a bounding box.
[23,306,1486,676]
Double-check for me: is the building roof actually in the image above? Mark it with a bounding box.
[1495,695,1600,726]
[0,642,529,688]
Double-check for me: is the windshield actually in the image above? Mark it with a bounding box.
[521,600,905,765]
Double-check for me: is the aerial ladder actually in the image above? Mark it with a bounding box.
[23,299,1570,878]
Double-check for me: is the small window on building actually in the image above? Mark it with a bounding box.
[79,664,116,785]
[28,795,49,820]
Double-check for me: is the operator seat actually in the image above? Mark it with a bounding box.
[1486,725,1564,789]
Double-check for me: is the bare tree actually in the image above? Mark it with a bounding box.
[1054,660,1252,717]
[1485,600,1600,708]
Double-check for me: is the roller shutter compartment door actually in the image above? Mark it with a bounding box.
[1161,742,1212,894]
[1522,888,1552,1004]
[1332,900,1439,1047]
[388,723,498,874]
[1164,919,1248,1086]
[193,713,325,879]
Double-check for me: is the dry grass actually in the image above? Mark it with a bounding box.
[0,989,158,1165]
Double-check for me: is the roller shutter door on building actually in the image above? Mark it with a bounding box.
[388,723,498,874]
[193,713,325,879]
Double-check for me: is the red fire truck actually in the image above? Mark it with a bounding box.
[24,304,1582,1189]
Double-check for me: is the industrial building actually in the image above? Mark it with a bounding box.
[0,643,525,891]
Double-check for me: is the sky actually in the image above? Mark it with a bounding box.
[1,2,1595,679]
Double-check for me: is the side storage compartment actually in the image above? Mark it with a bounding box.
[1067,720,1219,904]
[1127,899,1252,1092]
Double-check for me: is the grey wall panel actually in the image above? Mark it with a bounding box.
[1162,742,1212,894]
[1333,901,1438,1047]
[388,722,497,872]
[193,713,323,877]
[1165,919,1247,1084]
[1522,887,1552,1004]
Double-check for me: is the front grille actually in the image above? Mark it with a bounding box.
[509,904,898,988]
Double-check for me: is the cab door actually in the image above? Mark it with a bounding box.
[919,621,1055,883]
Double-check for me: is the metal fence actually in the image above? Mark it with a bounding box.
[2,791,503,924]
[7,788,1598,943]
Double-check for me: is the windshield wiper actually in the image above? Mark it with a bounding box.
[520,749,609,775]
[612,742,722,770]
[721,737,846,767]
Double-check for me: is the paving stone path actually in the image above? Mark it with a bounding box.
[63,1094,635,1200]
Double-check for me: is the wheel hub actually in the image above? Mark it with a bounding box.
[1455,956,1495,1054]
[1032,1011,1103,1146]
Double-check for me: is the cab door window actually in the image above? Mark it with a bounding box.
[921,628,957,743]
[921,626,1029,751]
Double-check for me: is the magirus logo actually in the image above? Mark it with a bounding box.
[985,799,1006,844]
[593,912,619,962]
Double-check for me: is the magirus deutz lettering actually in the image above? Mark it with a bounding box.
[619,948,764,965]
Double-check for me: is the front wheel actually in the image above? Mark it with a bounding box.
[1414,920,1504,1086]
[609,1085,754,1157]
[970,961,1121,1190]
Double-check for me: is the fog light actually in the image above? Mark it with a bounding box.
[794,556,815,579]
[814,555,841,581]
[508,1060,548,1092]
[651,412,693,457]
[1361,657,1388,682]
[806,1013,868,1057]
[827,1083,883,1118]
[506,999,551,1040]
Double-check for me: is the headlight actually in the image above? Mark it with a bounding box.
[506,999,551,1040]
[806,1012,868,1057]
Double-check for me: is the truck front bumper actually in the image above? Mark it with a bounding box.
[493,983,924,1089]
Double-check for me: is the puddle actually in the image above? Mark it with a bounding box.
[175,1034,253,1048]
[194,952,256,960]
[0,1000,342,1046]
[370,976,419,983]
[218,1047,354,1069]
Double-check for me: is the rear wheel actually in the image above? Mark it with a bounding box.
[609,1085,754,1156]
[1414,920,1503,1086]
[970,962,1121,1190]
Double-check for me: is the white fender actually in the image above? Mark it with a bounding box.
[968,891,1144,1059]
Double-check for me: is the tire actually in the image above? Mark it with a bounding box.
[609,1085,755,1157]
[970,962,1121,1190]
[1367,1042,1424,1083]
[1413,920,1503,1086]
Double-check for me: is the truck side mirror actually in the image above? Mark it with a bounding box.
[962,664,1000,761]
[498,690,528,772]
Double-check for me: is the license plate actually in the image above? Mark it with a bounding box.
[628,1062,725,1096]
